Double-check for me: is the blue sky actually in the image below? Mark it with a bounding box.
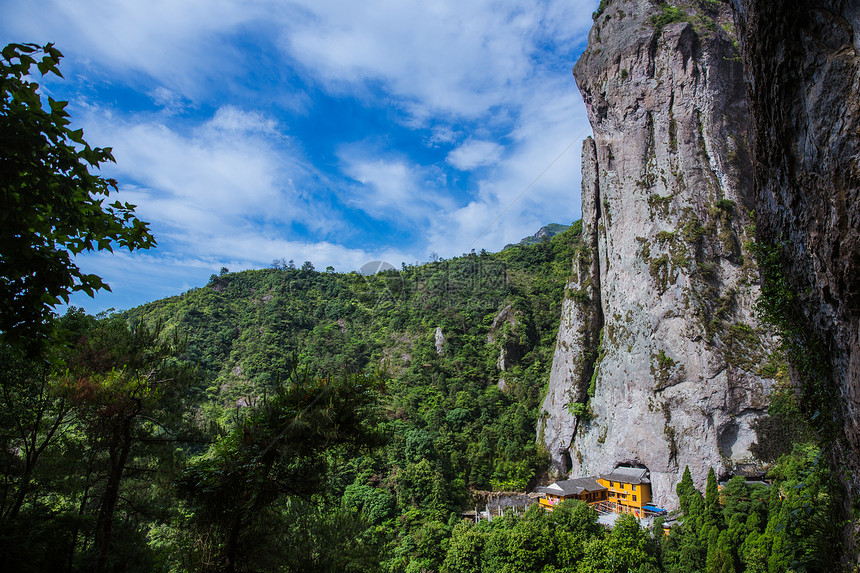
[2,0,596,313]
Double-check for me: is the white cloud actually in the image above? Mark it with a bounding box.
[149,87,187,113]
[108,120,288,226]
[347,159,415,214]
[427,125,460,146]
[2,0,262,98]
[3,0,597,120]
[281,0,596,120]
[2,0,595,113]
[340,151,456,222]
[2,0,600,311]
[205,106,278,135]
[425,76,591,256]
[447,140,504,170]
[74,103,349,257]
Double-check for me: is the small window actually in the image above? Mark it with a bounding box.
[609,481,614,488]
[633,495,637,501]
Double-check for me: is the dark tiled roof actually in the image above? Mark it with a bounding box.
[733,463,767,479]
[600,466,650,485]
[535,476,606,497]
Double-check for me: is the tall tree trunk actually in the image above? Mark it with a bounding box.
[66,445,98,573]
[223,506,244,573]
[94,413,134,573]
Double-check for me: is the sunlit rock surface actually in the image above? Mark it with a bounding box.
[540,0,776,507]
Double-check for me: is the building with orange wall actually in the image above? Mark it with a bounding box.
[595,466,652,515]
[537,466,660,518]
[535,476,607,511]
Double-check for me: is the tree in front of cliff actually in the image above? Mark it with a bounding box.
[661,466,706,573]
[580,513,657,572]
[704,467,721,529]
[705,527,737,573]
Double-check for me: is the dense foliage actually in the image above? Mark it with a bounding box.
[436,446,836,573]
[0,223,585,571]
[0,39,841,573]
[0,217,838,571]
[0,43,155,350]
[129,222,582,497]
[0,311,199,572]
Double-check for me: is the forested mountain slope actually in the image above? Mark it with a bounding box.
[128,225,581,493]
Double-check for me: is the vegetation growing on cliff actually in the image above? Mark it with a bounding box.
[749,241,835,438]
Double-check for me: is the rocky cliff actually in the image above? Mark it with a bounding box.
[539,0,778,506]
[729,0,859,556]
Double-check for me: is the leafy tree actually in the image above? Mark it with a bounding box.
[579,513,657,573]
[260,499,386,573]
[763,443,839,572]
[0,43,156,349]
[661,525,705,573]
[605,514,658,572]
[0,309,197,573]
[705,528,736,573]
[343,482,395,524]
[62,315,194,572]
[0,344,70,520]
[178,366,385,572]
[441,521,485,573]
[677,466,706,532]
[662,467,709,572]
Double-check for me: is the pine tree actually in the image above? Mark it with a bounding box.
[705,467,720,529]
[709,530,737,573]
[676,466,696,514]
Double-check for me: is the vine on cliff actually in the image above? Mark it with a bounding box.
[749,240,835,440]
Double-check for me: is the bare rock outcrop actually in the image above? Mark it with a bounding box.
[540,0,777,507]
[488,305,523,374]
[434,327,446,356]
[539,142,603,473]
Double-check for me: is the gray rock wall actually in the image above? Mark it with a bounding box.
[539,138,603,471]
[730,0,860,558]
[541,0,777,507]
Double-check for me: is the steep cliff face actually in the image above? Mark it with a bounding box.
[540,0,777,506]
[729,0,860,554]
[539,141,603,470]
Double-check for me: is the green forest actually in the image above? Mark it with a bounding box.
[0,42,845,573]
[0,226,841,572]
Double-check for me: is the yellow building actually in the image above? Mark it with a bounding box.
[595,466,652,516]
[536,467,665,518]
[535,477,608,511]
